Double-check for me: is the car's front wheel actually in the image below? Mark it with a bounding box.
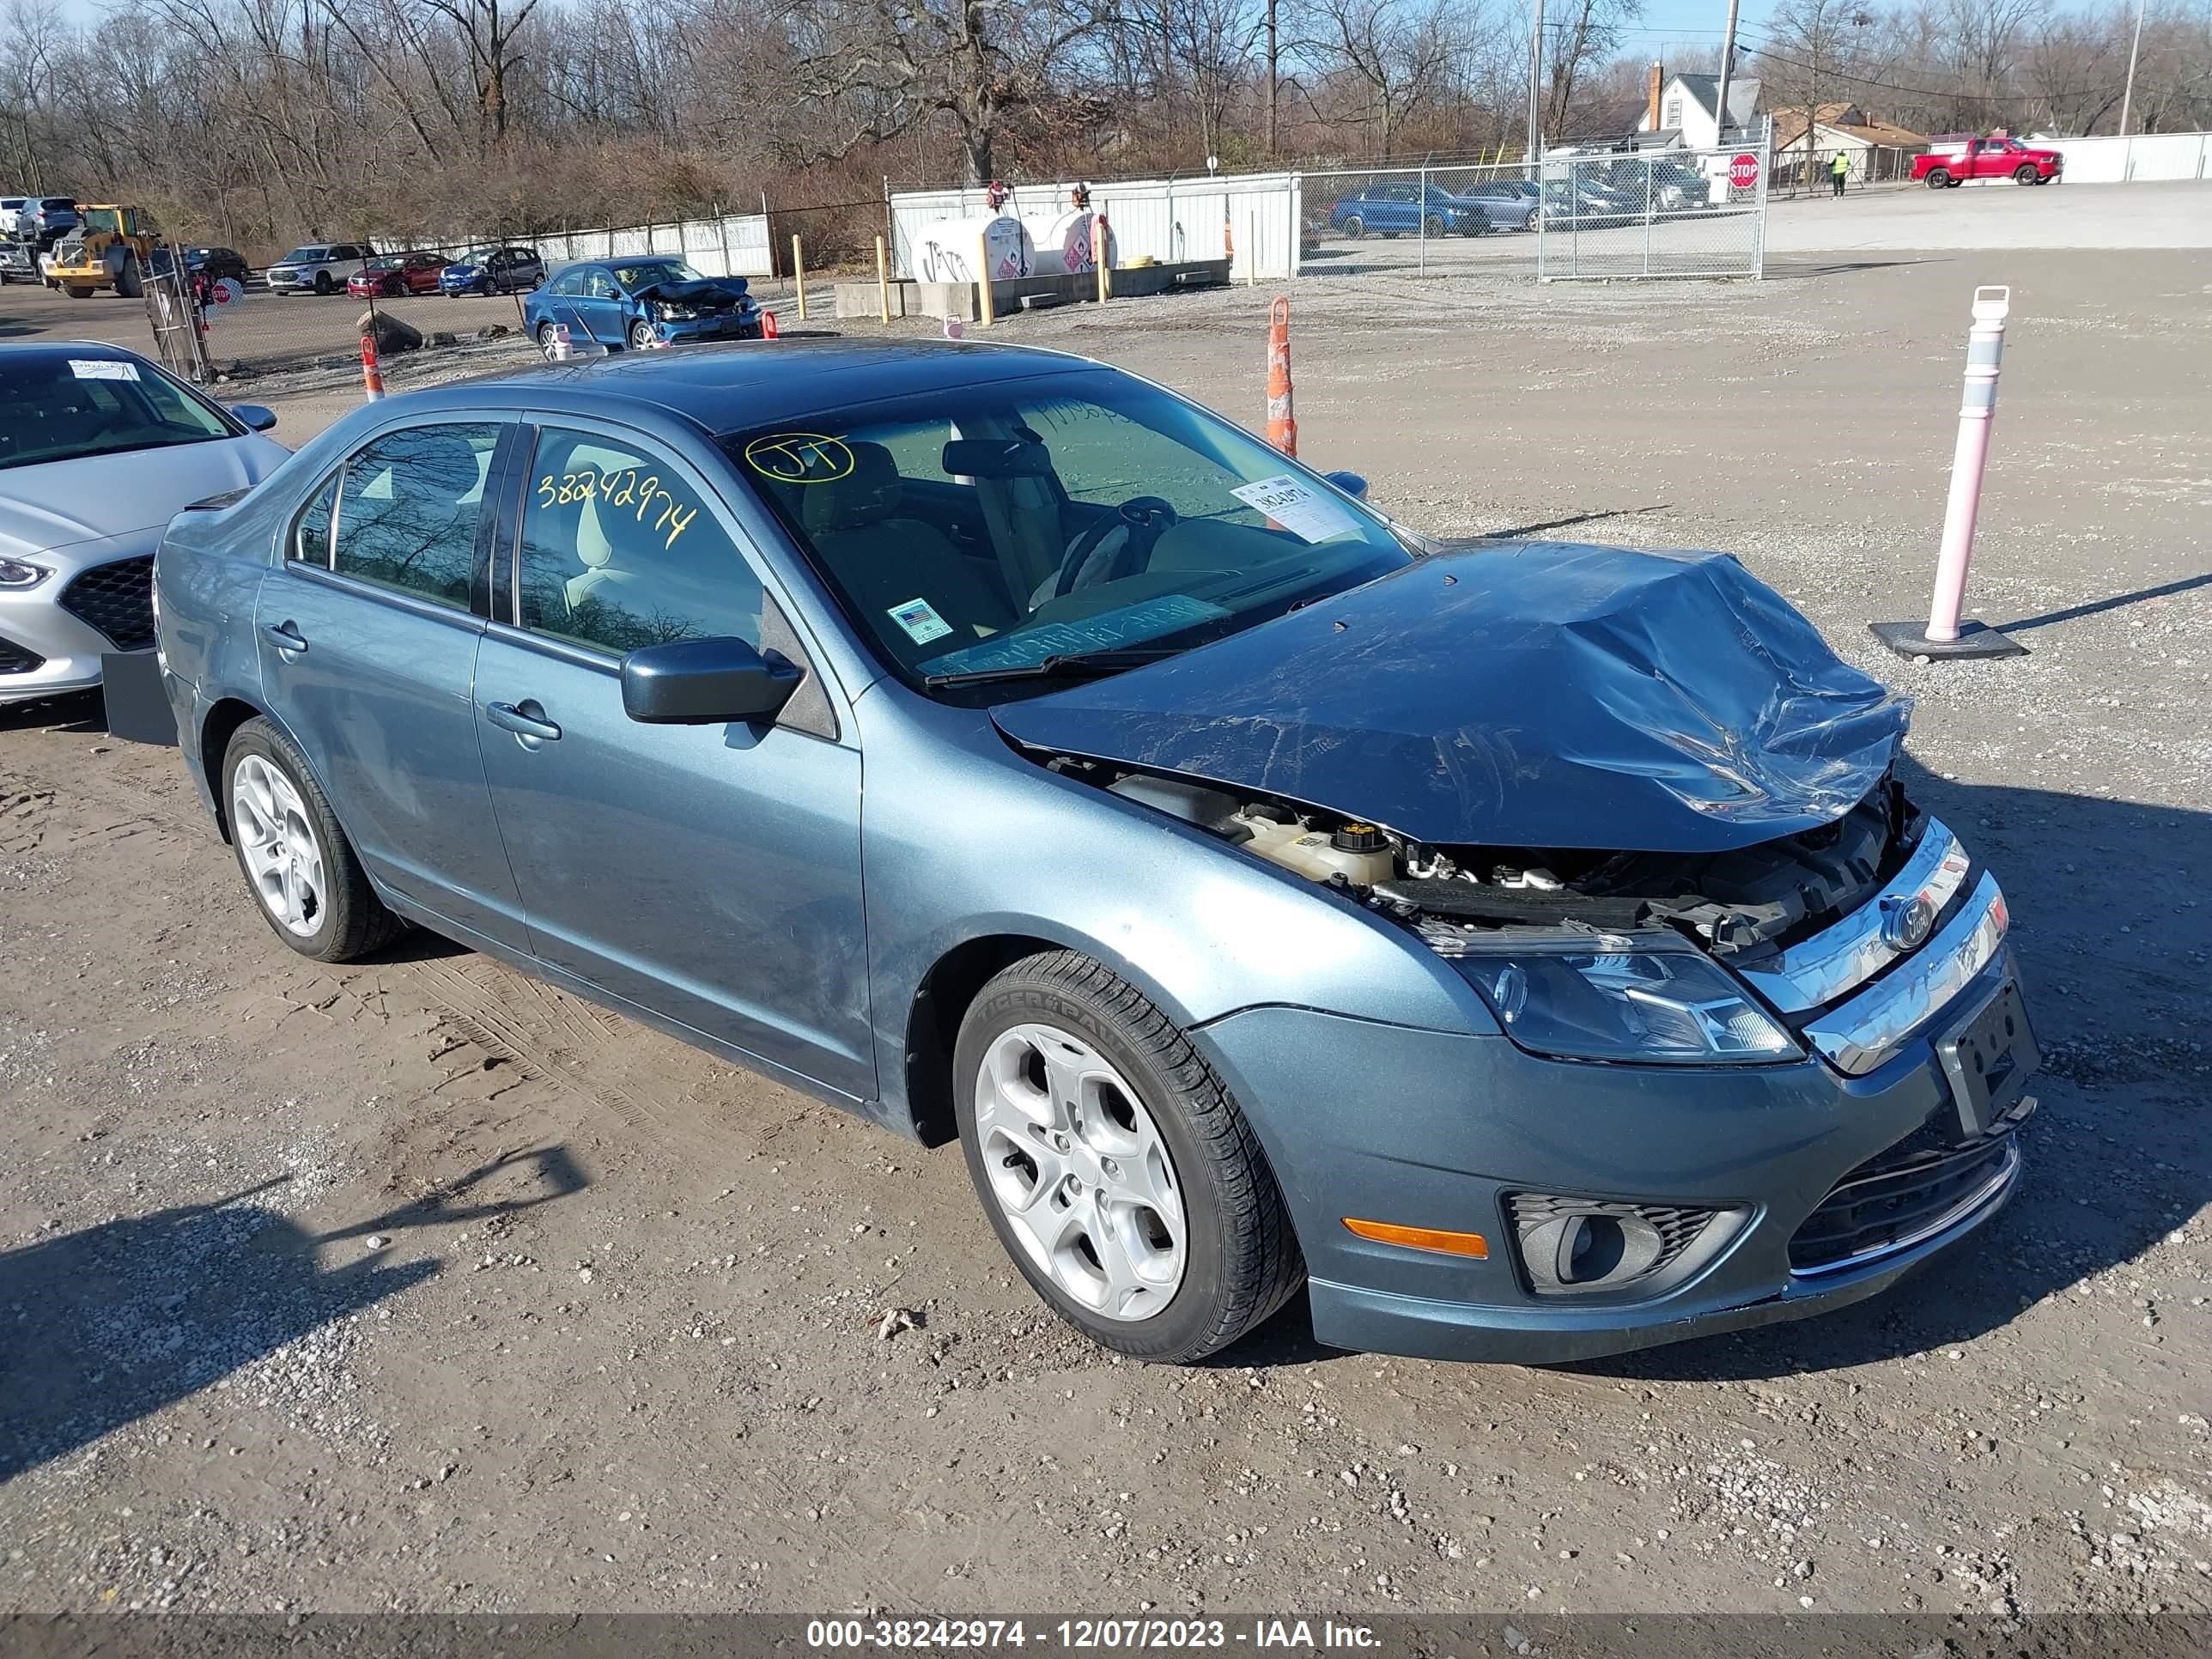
[954,951,1304,1363]
[2014,164,2039,185]
[627,318,656,350]
[313,270,334,294]
[1340,215,1364,239]
[221,718,401,962]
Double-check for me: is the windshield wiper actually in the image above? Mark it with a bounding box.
[921,647,1177,690]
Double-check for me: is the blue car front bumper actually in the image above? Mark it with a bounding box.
[657,314,763,345]
[1194,951,2031,1364]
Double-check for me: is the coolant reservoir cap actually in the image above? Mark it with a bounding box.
[1332,822,1388,854]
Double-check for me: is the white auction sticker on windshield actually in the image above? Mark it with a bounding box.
[887,596,954,646]
[70,358,141,381]
[1230,474,1358,544]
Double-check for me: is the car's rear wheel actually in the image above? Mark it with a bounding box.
[1924,167,1951,189]
[1423,212,1445,237]
[222,718,401,963]
[1341,215,1364,240]
[2013,164,2039,185]
[535,320,561,358]
[953,950,1304,1364]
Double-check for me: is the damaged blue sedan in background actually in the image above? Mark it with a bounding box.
[522,256,763,356]
[152,340,2039,1364]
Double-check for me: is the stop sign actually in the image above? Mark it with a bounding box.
[1729,152,1761,190]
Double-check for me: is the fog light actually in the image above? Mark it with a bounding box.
[1506,1194,1734,1297]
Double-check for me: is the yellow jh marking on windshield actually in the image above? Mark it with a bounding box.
[536,469,697,550]
[743,432,854,484]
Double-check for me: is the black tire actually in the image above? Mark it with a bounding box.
[2014,164,2038,185]
[218,717,402,963]
[1423,212,1445,237]
[64,284,92,299]
[536,320,560,358]
[627,318,655,350]
[313,270,334,294]
[115,253,142,299]
[1341,215,1364,240]
[1924,168,1951,189]
[953,950,1304,1364]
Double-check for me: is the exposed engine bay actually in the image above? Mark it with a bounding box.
[1061,760,1917,968]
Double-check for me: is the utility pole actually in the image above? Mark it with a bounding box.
[2118,0,2148,137]
[1713,0,1742,150]
[1526,0,1547,173]
[1266,0,1279,159]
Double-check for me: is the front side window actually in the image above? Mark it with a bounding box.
[291,471,339,566]
[329,422,500,609]
[516,427,762,656]
[584,270,621,300]
[724,368,1409,691]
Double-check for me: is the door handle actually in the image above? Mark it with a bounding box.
[486,701,562,742]
[262,621,307,653]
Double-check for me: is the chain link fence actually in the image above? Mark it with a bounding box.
[1298,163,1541,280]
[1536,143,1769,282]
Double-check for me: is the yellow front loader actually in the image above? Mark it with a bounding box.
[44,204,159,299]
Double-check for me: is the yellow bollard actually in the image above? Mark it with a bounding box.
[975,233,995,328]
[875,235,891,324]
[792,234,807,320]
[1094,204,1111,303]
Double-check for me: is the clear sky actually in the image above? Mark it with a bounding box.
[1607,0,1778,65]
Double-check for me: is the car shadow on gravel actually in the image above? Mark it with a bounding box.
[0,1146,586,1481]
[1565,758,2212,1384]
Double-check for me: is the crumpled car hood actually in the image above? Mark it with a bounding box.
[991,543,1910,853]
[634,277,751,310]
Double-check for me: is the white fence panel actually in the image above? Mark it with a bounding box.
[2045,131,2211,183]
[890,173,1299,281]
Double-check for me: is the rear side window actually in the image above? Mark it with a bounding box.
[329,422,500,609]
[516,426,761,655]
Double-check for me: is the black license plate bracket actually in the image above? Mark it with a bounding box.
[1937,978,2039,1139]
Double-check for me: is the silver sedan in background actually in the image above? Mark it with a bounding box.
[0,342,287,706]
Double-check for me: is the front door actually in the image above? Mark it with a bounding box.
[253,416,528,947]
[472,419,873,1099]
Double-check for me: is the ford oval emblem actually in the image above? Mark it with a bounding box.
[1881,895,1937,952]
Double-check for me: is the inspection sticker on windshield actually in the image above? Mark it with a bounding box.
[1230,474,1357,544]
[69,358,140,381]
[888,597,954,646]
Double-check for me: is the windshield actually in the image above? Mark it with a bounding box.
[81,207,121,234]
[613,258,702,292]
[363,255,402,270]
[279,246,331,264]
[721,368,1411,696]
[453,246,495,264]
[0,353,236,471]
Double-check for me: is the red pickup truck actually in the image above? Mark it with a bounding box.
[1914,137,2063,188]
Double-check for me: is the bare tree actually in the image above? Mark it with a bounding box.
[1308,0,1461,159]
[1540,0,1641,137]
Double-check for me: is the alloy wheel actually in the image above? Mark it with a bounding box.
[973,1023,1188,1322]
[231,754,327,939]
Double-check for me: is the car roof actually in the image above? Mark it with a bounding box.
[406,338,1097,434]
[0,340,144,362]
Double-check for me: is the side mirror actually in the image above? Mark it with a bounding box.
[232,404,278,432]
[1322,469,1368,501]
[621,636,801,726]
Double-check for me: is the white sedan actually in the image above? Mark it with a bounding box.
[0,342,289,706]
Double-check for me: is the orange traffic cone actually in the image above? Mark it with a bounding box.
[761,309,780,340]
[360,331,386,401]
[1266,297,1295,457]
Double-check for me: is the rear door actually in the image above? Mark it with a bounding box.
[253,416,529,946]
[471,417,873,1097]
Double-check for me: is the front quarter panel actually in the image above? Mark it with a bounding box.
[858,688,1495,1121]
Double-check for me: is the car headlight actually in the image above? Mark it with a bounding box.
[1456,946,1798,1064]
[0,556,51,589]
[655,303,701,321]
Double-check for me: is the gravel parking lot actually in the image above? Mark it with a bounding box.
[2,214,2209,1626]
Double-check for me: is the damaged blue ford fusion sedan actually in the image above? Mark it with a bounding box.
[153,340,2038,1364]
